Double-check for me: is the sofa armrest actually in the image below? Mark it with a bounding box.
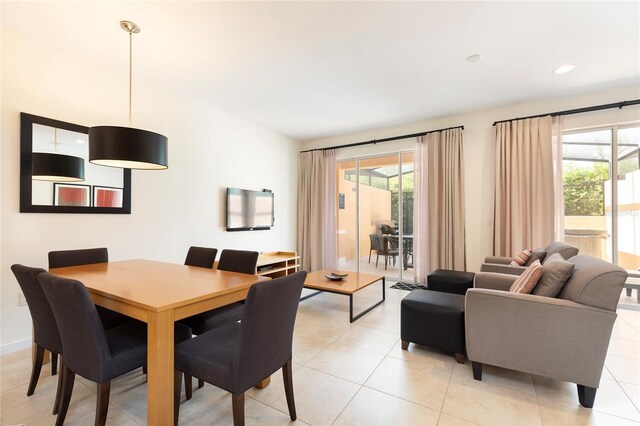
[480,263,526,275]
[465,289,617,388]
[474,272,517,291]
[483,256,512,265]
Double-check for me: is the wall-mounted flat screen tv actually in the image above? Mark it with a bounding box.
[226,188,274,231]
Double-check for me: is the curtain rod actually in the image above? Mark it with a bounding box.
[492,99,640,126]
[300,125,464,153]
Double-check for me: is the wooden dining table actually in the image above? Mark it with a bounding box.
[48,259,269,425]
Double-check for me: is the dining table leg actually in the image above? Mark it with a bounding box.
[147,310,174,425]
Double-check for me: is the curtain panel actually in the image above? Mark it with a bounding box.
[493,116,557,257]
[297,150,337,271]
[414,128,466,284]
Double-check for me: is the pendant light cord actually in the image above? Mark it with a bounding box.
[128,31,133,126]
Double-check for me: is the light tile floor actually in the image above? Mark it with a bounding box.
[2,282,640,425]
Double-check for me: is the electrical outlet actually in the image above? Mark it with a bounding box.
[18,293,27,306]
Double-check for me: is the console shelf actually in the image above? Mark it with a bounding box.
[257,251,300,278]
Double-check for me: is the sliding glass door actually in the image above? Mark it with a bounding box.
[562,124,640,308]
[336,151,414,282]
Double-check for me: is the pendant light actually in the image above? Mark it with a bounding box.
[89,21,168,170]
[32,128,85,182]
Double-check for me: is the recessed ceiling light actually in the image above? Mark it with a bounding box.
[554,64,575,74]
[466,54,483,63]
[76,139,86,144]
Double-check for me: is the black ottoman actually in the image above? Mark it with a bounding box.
[428,269,475,295]
[400,290,466,363]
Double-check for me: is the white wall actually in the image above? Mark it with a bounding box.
[302,84,640,275]
[1,28,300,353]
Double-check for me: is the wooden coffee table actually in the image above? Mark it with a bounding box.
[302,270,385,322]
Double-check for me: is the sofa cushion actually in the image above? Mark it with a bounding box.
[509,260,544,294]
[525,248,547,266]
[532,257,574,297]
[510,249,532,266]
[557,255,628,311]
[545,242,579,260]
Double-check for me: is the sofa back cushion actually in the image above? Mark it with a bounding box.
[545,242,578,260]
[557,254,627,311]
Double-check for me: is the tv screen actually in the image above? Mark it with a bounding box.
[226,188,274,231]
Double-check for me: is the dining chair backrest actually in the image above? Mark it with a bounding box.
[369,234,381,251]
[234,271,306,391]
[11,265,62,354]
[185,246,218,269]
[48,248,108,268]
[217,249,259,274]
[38,273,111,382]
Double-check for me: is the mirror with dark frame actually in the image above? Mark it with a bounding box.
[20,113,131,213]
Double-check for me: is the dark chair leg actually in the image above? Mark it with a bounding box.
[376,253,379,267]
[51,352,58,376]
[577,384,597,408]
[401,340,409,350]
[53,357,64,414]
[232,393,245,426]
[96,381,110,426]
[55,366,75,426]
[27,344,44,396]
[369,250,372,263]
[184,374,193,400]
[198,378,204,389]
[454,353,465,364]
[282,360,297,421]
[174,370,182,426]
[472,362,483,380]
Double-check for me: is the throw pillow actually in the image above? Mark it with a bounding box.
[532,258,574,297]
[509,260,544,294]
[510,249,532,266]
[525,248,547,266]
[542,252,563,266]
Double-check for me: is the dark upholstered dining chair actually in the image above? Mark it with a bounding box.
[184,246,217,269]
[217,249,260,274]
[11,264,64,415]
[179,247,259,398]
[48,248,130,330]
[38,273,193,426]
[174,271,307,426]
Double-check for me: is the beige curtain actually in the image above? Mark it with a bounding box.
[493,116,555,256]
[552,117,565,240]
[297,150,337,271]
[414,128,466,284]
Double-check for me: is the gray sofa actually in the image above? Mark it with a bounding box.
[466,254,627,408]
[480,242,579,275]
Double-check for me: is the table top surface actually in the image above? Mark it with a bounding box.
[49,259,269,312]
[304,269,384,294]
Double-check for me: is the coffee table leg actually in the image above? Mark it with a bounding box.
[349,277,386,323]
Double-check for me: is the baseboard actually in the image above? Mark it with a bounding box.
[1,337,32,356]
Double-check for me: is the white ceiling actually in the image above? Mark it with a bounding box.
[3,1,639,141]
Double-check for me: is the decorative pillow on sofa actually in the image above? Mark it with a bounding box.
[532,257,574,297]
[509,260,544,294]
[510,249,532,266]
[542,252,563,266]
[525,248,547,266]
